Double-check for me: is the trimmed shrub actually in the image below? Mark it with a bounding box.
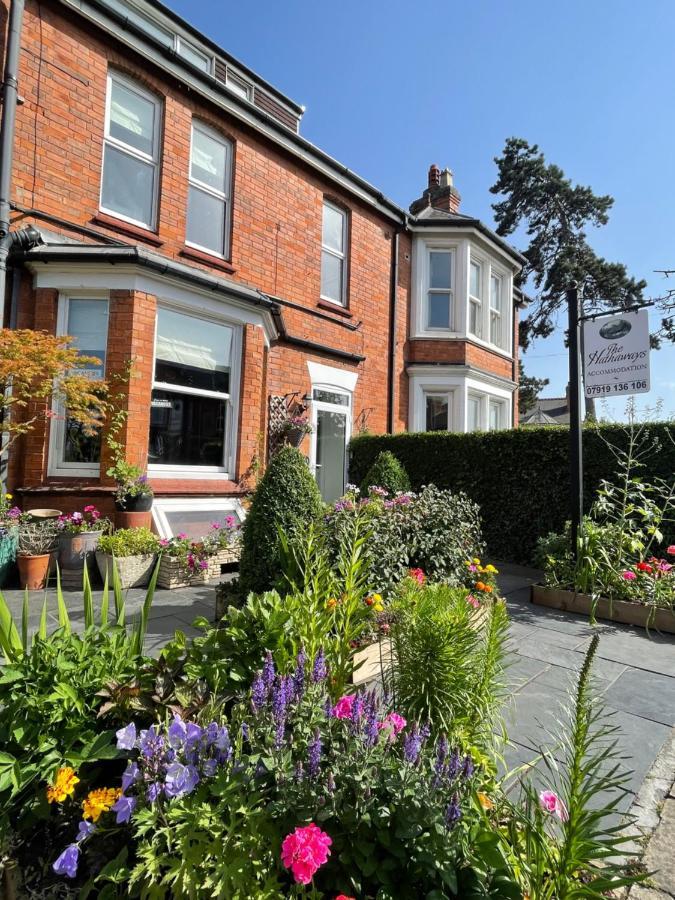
[239,446,324,595]
[349,423,675,564]
[359,449,410,496]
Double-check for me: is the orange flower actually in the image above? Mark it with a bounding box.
[326,597,338,610]
[46,767,79,804]
[475,581,486,591]
[477,792,494,810]
[82,787,122,822]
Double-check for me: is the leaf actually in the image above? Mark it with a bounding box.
[55,566,71,634]
[100,566,109,626]
[38,593,48,641]
[83,563,94,629]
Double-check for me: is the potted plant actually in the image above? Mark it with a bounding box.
[108,460,154,529]
[96,527,160,589]
[0,493,24,588]
[56,507,109,588]
[157,533,215,589]
[17,520,58,590]
[205,517,242,569]
[278,413,312,449]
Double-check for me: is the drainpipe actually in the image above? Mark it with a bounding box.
[0,0,44,322]
[387,228,401,434]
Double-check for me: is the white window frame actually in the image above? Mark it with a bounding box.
[186,121,233,259]
[48,291,110,478]
[488,397,506,431]
[308,384,352,495]
[489,272,504,348]
[176,36,213,73]
[148,302,242,480]
[409,367,514,434]
[100,70,162,230]
[425,247,454,331]
[152,496,246,539]
[424,391,452,432]
[468,256,484,339]
[320,200,348,307]
[225,70,253,100]
[466,392,483,432]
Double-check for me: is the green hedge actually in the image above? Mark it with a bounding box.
[349,424,675,564]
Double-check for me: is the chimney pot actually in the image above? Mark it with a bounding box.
[440,168,454,188]
[428,164,441,189]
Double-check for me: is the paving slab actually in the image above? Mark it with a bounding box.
[604,669,675,727]
[642,797,675,895]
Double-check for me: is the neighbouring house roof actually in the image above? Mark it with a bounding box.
[411,206,527,267]
[522,395,596,426]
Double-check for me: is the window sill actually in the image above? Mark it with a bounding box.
[179,245,236,274]
[317,299,352,318]
[148,478,243,495]
[91,213,163,247]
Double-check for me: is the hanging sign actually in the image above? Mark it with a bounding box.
[582,308,650,398]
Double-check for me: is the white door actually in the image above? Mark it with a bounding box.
[310,386,351,503]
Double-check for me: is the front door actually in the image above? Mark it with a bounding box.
[311,387,351,503]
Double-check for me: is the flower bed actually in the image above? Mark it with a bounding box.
[531,582,675,633]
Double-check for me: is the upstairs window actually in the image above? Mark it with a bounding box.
[427,250,453,329]
[490,274,503,347]
[225,71,252,100]
[101,72,161,229]
[469,259,482,338]
[176,38,212,73]
[186,122,232,258]
[321,201,348,306]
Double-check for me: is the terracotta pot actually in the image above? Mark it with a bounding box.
[17,553,51,590]
[114,509,153,530]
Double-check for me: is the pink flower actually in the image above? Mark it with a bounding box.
[83,505,96,513]
[198,559,209,570]
[225,516,236,528]
[409,567,426,584]
[468,564,478,573]
[177,532,188,540]
[466,594,480,608]
[539,789,568,821]
[621,570,637,581]
[281,823,332,885]
[667,546,675,556]
[378,712,407,736]
[158,539,170,547]
[211,521,221,530]
[331,694,356,720]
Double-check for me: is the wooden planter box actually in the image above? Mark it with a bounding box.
[157,543,241,590]
[531,583,675,634]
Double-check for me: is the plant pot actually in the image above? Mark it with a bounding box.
[157,554,218,589]
[0,526,18,588]
[96,552,158,590]
[115,494,153,513]
[114,509,153,530]
[530,584,675,634]
[58,530,103,571]
[17,553,51,590]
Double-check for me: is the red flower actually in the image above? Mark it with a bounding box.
[636,562,653,573]
[281,823,332,885]
[667,545,675,556]
[336,896,356,900]
[408,567,425,584]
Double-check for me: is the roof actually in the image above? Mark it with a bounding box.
[522,396,596,426]
[411,206,527,267]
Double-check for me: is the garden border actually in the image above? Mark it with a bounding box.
[531,584,675,635]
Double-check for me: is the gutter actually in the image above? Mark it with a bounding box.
[411,217,526,267]
[387,229,401,433]
[263,296,365,364]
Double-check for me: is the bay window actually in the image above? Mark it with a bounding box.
[50,296,109,474]
[490,274,503,347]
[489,398,505,431]
[148,307,237,474]
[186,122,233,257]
[321,201,348,305]
[101,71,161,229]
[427,249,453,329]
[467,395,482,432]
[425,394,450,431]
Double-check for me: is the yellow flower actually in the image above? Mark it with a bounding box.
[477,791,494,811]
[373,601,384,613]
[82,787,122,822]
[326,597,338,610]
[472,557,481,565]
[46,767,80,804]
[4,493,11,500]
[485,564,498,574]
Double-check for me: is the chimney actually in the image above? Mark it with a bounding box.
[410,163,462,216]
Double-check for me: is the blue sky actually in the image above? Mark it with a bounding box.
[168,0,675,420]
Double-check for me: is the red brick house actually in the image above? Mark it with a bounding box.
[0,0,525,535]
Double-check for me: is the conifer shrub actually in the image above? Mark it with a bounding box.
[239,446,324,595]
[359,449,410,496]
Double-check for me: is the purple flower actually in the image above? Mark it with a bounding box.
[112,794,136,824]
[115,722,137,750]
[462,754,475,780]
[139,725,165,760]
[198,559,209,571]
[403,726,423,765]
[274,719,286,750]
[272,676,291,721]
[185,722,203,748]
[262,651,275,690]
[76,820,96,843]
[307,729,322,777]
[121,761,139,792]
[251,672,267,712]
[164,762,200,798]
[202,758,218,777]
[293,647,307,700]
[147,782,162,803]
[312,648,327,683]
[445,794,462,829]
[6,507,21,519]
[168,716,187,749]
[205,722,219,746]
[53,844,79,878]
[447,748,461,779]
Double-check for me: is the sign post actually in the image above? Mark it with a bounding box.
[567,284,584,555]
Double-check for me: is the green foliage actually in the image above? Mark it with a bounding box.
[518,359,549,415]
[359,449,410,496]
[349,421,675,564]
[388,581,509,749]
[325,485,484,593]
[490,136,646,348]
[97,527,160,557]
[497,635,645,898]
[239,446,324,595]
